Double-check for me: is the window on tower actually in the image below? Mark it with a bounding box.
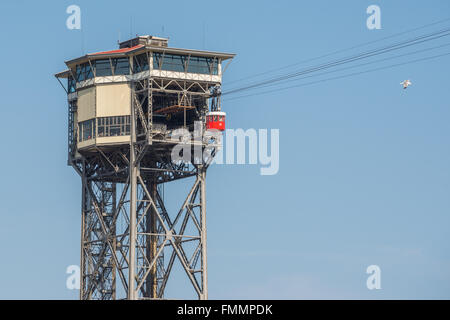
[188,56,218,75]
[112,57,130,75]
[133,53,149,73]
[78,119,96,142]
[152,53,218,75]
[75,62,94,81]
[68,75,76,93]
[153,53,186,72]
[97,116,131,137]
[94,59,113,77]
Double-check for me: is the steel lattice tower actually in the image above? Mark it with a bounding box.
[56,35,234,300]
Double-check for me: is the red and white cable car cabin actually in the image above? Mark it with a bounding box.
[206,111,226,131]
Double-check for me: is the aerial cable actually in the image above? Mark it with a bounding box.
[223,27,450,96]
[223,27,450,95]
[225,17,450,87]
[227,42,450,93]
[223,51,450,102]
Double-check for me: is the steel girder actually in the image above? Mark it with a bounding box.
[72,73,218,300]
[77,155,210,300]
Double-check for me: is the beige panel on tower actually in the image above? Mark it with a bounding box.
[96,83,131,117]
[77,87,96,122]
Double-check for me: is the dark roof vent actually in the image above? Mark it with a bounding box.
[119,35,168,49]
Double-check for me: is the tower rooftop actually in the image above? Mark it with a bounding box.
[63,35,235,66]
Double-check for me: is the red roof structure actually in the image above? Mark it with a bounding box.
[89,44,144,56]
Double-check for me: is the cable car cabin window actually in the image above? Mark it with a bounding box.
[97,116,130,137]
[79,119,95,142]
[95,59,112,77]
[133,53,149,73]
[112,57,130,75]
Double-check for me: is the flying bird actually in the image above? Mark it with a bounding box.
[400,80,412,89]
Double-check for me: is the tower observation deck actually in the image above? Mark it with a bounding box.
[56,35,235,300]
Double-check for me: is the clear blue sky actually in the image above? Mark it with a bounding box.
[0,0,449,299]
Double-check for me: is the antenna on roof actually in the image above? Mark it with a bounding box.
[81,28,85,55]
[130,16,133,38]
[203,21,206,49]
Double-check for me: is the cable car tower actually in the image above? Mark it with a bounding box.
[56,35,234,300]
